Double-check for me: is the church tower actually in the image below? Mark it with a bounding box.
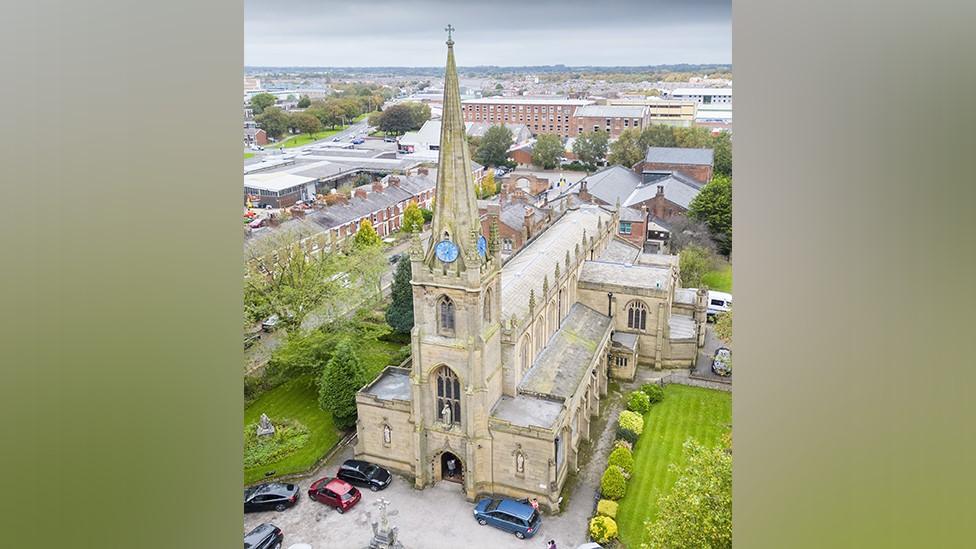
[407,27,503,498]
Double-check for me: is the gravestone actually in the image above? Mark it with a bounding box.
[256,413,275,437]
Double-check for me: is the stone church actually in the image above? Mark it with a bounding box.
[354,34,707,512]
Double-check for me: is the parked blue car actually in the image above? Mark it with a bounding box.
[473,497,542,539]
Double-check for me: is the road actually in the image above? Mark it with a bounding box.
[245,119,371,161]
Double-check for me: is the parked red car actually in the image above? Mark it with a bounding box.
[307,478,361,514]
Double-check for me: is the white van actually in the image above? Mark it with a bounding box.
[707,291,732,319]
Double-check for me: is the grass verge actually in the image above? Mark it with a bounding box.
[702,262,732,293]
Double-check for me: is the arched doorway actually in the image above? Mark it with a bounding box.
[439,451,463,484]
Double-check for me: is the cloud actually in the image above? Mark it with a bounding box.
[245,0,731,66]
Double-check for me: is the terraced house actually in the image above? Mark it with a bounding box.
[354,36,707,513]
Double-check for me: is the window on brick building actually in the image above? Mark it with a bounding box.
[619,221,632,235]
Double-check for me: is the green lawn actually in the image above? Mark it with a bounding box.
[702,262,732,293]
[272,127,346,149]
[243,321,407,485]
[615,385,732,547]
[244,375,339,485]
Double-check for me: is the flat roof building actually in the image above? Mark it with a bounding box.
[668,88,732,105]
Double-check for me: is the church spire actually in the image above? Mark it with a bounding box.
[426,26,482,270]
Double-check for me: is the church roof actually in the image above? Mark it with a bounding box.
[491,394,563,430]
[578,260,673,293]
[518,303,612,401]
[501,205,613,323]
[362,367,412,401]
[599,238,642,264]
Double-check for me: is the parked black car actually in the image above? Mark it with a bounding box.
[336,459,392,492]
[244,523,283,549]
[244,483,299,513]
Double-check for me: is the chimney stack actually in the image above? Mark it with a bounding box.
[656,185,664,197]
[354,187,368,200]
[372,180,385,193]
[388,176,401,187]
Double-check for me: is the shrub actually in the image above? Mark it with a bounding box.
[627,390,651,414]
[589,515,619,544]
[597,499,619,519]
[243,418,311,468]
[618,410,645,436]
[641,383,665,404]
[600,465,627,500]
[608,446,635,474]
[616,427,639,445]
[613,439,633,452]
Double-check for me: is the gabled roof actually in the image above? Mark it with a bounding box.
[626,172,703,210]
[582,165,641,206]
[517,303,612,401]
[644,146,714,166]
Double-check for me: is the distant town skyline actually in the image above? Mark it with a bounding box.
[245,0,731,68]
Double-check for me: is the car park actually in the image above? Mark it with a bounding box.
[307,477,361,514]
[245,483,300,513]
[473,497,542,539]
[244,523,284,549]
[712,347,732,376]
[336,459,393,492]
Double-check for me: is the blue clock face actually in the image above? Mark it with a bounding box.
[477,235,487,257]
[435,239,459,263]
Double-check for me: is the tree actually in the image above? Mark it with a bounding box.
[318,337,368,429]
[475,125,514,167]
[250,92,277,115]
[420,208,433,223]
[244,229,346,334]
[405,102,431,129]
[254,107,289,140]
[297,95,311,108]
[674,126,714,148]
[385,254,414,334]
[353,219,382,250]
[377,104,420,136]
[607,128,644,168]
[679,244,715,288]
[572,130,610,167]
[639,124,677,149]
[712,131,732,177]
[532,134,563,169]
[667,214,717,254]
[688,175,732,256]
[476,170,497,199]
[644,438,732,549]
[292,112,322,139]
[401,202,424,233]
[367,110,383,128]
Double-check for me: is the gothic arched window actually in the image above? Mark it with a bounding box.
[435,366,461,425]
[520,336,531,373]
[438,295,455,335]
[627,300,648,331]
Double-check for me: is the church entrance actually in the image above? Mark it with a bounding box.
[439,451,463,484]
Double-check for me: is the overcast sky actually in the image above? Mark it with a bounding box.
[245,0,730,67]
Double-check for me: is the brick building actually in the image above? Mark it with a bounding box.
[461,97,593,138]
[569,105,650,138]
[638,147,714,184]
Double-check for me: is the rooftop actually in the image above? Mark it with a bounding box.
[463,97,594,106]
[573,105,648,118]
[671,88,733,96]
[518,303,612,401]
[611,331,639,352]
[582,165,642,206]
[578,260,672,293]
[491,394,563,430]
[644,146,715,166]
[599,238,642,265]
[627,172,704,210]
[243,172,316,193]
[500,206,612,322]
[362,367,412,401]
[668,315,697,339]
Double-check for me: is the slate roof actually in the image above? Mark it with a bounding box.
[673,288,697,305]
[644,146,714,166]
[626,172,703,210]
[668,315,697,339]
[498,201,548,232]
[582,165,642,206]
[517,303,612,401]
[599,238,641,265]
[611,332,639,352]
[491,394,563,430]
[618,206,646,222]
[501,206,612,322]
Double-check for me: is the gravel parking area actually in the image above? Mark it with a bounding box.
[244,446,571,549]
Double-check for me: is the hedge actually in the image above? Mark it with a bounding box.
[627,390,651,414]
[589,515,619,544]
[618,410,644,435]
[597,499,619,519]
[608,446,635,475]
[641,383,665,404]
[601,465,627,500]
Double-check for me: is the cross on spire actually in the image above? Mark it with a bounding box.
[445,24,455,44]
